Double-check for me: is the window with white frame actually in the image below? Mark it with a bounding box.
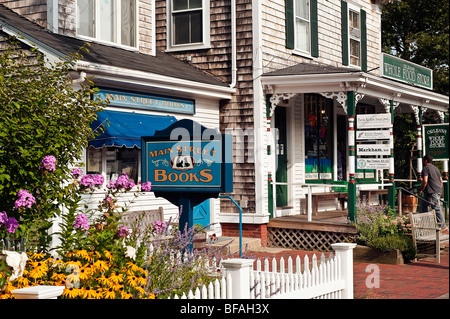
[76,0,137,48]
[168,0,210,51]
[294,0,311,54]
[348,8,361,67]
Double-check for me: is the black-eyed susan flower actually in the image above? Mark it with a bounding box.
[104,250,113,261]
[108,272,123,284]
[93,260,109,273]
[62,287,80,299]
[81,286,98,299]
[103,287,116,299]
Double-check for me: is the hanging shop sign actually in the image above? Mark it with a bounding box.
[380,53,433,90]
[356,130,391,140]
[96,89,195,115]
[357,158,390,170]
[423,124,449,160]
[141,120,233,194]
[357,144,390,156]
[356,113,392,129]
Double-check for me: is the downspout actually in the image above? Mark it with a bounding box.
[230,0,237,88]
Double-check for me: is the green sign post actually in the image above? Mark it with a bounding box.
[380,53,433,90]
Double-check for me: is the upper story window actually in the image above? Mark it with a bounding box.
[341,1,367,71]
[285,0,318,58]
[294,0,311,54]
[77,0,137,48]
[349,9,361,67]
[168,0,210,51]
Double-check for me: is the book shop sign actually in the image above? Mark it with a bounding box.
[381,53,433,90]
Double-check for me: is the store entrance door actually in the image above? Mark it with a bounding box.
[275,107,288,207]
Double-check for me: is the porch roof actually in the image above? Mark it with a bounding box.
[261,63,448,113]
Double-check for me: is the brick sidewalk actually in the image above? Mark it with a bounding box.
[246,248,449,299]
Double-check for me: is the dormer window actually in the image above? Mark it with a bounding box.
[76,0,137,48]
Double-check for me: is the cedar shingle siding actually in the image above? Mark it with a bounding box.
[156,0,256,214]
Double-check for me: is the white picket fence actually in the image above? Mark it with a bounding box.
[171,243,357,299]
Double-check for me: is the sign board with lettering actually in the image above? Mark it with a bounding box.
[380,53,433,90]
[357,144,390,156]
[96,89,195,115]
[357,158,390,170]
[357,113,392,129]
[141,120,233,194]
[356,130,391,140]
[424,124,449,160]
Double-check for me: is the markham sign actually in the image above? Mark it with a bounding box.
[380,53,433,90]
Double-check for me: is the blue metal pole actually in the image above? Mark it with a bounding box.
[219,195,243,257]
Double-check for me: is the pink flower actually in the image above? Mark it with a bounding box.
[71,168,83,178]
[73,213,89,231]
[40,155,56,172]
[141,181,152,192]
[93,174,104,186]
[80,174,95,188]
[0,212,19,234]
[107,173,135,190]
[119,226,130,238]
[14,190,36,209]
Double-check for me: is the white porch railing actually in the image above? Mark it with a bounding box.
[171,243,357,300]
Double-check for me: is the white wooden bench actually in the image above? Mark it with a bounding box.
[409,211,449,263]
[121,207,164,230]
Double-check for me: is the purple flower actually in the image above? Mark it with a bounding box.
[119,226,130,238]
[141,181,152,192]
[153,220,166,234]
[0,211,7,225]
[40,155,56,172]
[0,212,19,234]
[6,217,19,234]
[14,190,36,209]
[71,168,83,178]
[80,174,95,188]
[93,174,104,186]
[107,173,135,190]
[73,213,89,231]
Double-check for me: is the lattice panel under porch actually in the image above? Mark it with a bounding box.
[267,227,353,252]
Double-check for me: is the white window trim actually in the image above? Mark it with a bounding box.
[166,0,211,52]
[293,0,312,57]
[76,0,140,51]
[347,2,362,68]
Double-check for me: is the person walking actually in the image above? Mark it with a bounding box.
[418,154,447,231]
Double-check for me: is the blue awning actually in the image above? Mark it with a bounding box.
[89,110,177,148]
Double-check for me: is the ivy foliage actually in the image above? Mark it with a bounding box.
[0,38,104,248]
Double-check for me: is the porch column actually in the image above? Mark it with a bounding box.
[347,91,357,222]
[444,113,449,222]
[416,106,423,181]
[387,100,396,213]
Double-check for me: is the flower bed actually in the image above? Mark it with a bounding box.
[1,155,219,299]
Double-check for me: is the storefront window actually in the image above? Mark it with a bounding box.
[87,146,140,184]
[304,94,333,181]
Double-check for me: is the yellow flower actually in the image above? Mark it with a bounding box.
[93,260,109,272]
[75,250,91,261]
[15,276,31,288]
[63,287,80,299]
[108,272,123,283]
[29,252,45,261]
[126,275,137,287]
[78,266,92,281]
[102,287,116,299]
[81,286,98,299]
[104,250,114,261]
[29,262,49,279]
[51,273,66,284]
[136,276,147,286]
[97,275,110,286]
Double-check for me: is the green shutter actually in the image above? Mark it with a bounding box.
[341,0,348,66]
[360,9,367,71]
[310,0,319,57]
[285,0,294,49]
